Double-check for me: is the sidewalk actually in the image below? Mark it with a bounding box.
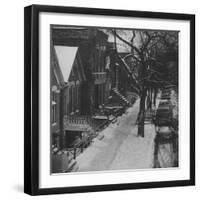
[76,100,156,172]
[109,124,155,170]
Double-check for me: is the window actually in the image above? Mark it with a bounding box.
[70,86,74,114]
[76,85,79,110]
[64,94,67,115]
[52,91,57,124]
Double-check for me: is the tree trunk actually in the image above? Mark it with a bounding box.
[137,87,146,137]
[149,88,152,110]
[153,88,158,107]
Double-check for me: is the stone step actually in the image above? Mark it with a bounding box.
[112,88,130,105]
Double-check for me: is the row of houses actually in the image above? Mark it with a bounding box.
[51,26,137,170]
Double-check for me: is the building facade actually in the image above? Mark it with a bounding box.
[50,26,137,159]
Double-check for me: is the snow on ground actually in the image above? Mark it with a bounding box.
[76,100,156,172]
[109,125,156,170]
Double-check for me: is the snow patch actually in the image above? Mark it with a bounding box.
[76,100,156,172]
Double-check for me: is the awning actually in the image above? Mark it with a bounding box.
[64,125,90,132]
[104,106,123,110]
[92,115,108,120]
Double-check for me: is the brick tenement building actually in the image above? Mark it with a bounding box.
[51,26,113,150]
[51,26,135,157]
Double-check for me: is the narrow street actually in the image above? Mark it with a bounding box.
[76,100,156,172]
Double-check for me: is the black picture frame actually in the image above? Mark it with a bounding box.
[24,4,195,196]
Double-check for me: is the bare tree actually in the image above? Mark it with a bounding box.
[108,29,178,137]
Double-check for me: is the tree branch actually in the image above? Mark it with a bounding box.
[141,32,167,53]
[123,53,141,63]
[115,53,142,93]
[111,30,141,56]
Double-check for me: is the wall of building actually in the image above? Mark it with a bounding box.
[51,71,61,134]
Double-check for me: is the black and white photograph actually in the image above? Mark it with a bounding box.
[23,4,195,195]
[50,25,179,174]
